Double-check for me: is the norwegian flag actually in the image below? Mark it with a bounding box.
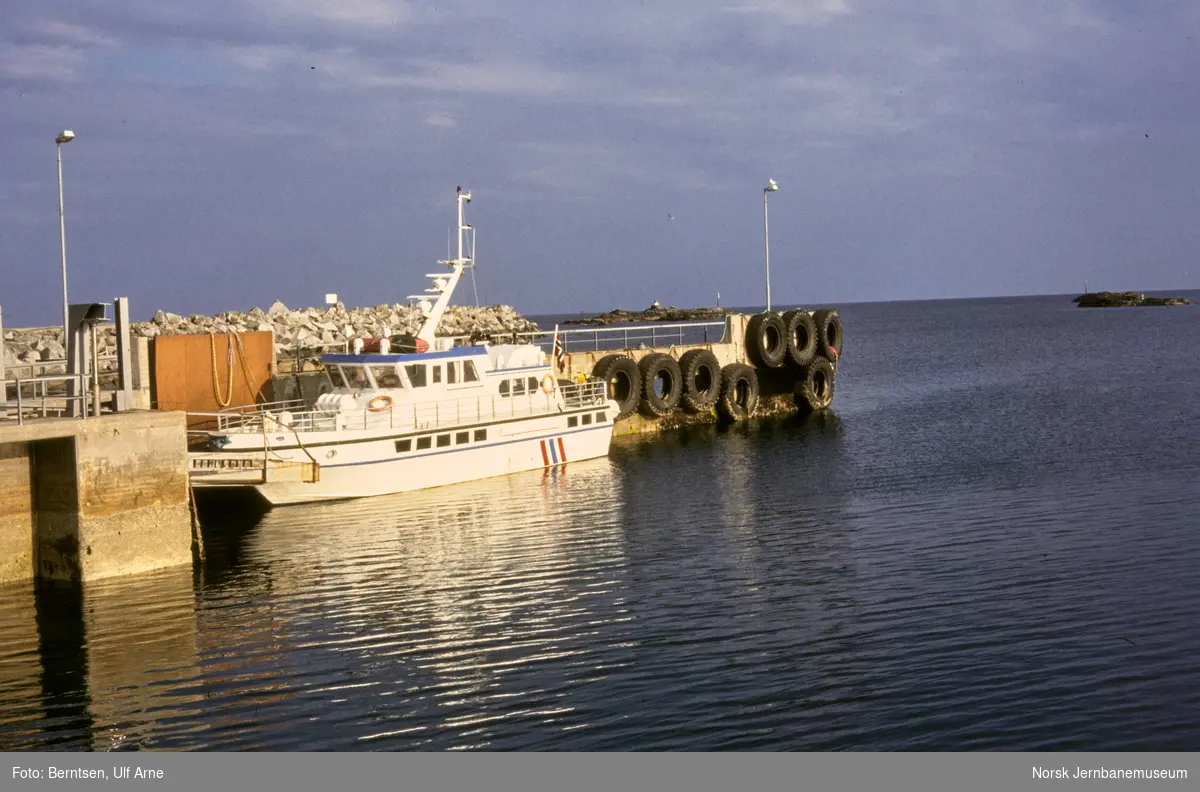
[552,325,566,372]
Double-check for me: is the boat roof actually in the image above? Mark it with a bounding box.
[321,347,489,365]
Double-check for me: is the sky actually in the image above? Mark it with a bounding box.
[2,1,1198,326]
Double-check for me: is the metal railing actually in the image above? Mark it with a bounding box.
[2,374,90,425]
[187,380,609,439]
[439,319,731,355]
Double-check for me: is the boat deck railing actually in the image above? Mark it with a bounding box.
[188,380,609,439]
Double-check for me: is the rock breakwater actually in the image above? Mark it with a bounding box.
[2,302,539,375]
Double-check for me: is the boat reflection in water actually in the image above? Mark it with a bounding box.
[0,455,627,751]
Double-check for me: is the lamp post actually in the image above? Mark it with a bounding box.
[56,130,75,351]
[763,178,778,312]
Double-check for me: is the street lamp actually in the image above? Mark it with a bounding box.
[56,130,75,351]
[763,178,779,312]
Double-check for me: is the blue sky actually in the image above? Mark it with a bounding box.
[2,1,1198,325]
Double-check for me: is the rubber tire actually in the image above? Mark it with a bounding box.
[677,349,722,413]
[781,309,818,370]
[745,312,787,368]
[812,308,843,363]
[717,363,759,422]
[797,355,836,412]
[592,354,641,419]
[637,353,683,416]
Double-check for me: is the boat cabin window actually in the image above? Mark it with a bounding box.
[342,366,371,390]
[371,365,402,389]
[447,362,458,385]
[327,367,347,389]
[527,376,539,392]
[405,364,427,388]
[432,365,442,384]
[499,380,510,397]
[512,377,526,396]
[463,361,479,383]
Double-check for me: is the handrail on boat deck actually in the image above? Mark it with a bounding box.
[187,380,609,438]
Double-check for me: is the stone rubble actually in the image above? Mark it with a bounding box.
[2,303,540,377]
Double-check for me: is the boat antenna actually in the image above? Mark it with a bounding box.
[469,227,481,307]
[408,186,473,346]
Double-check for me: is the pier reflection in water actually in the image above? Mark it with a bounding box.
[0,415,858,751]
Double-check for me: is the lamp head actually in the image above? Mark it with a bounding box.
[765,178,779,192]
[56,130,75,144]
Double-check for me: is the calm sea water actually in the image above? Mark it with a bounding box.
[2,293,1199,751]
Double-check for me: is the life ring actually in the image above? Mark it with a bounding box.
[540,374,556,395]
[367,394,394,412]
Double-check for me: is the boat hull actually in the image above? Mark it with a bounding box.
[192,416,614,507]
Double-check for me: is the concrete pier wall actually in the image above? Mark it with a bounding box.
[0,411,192,584]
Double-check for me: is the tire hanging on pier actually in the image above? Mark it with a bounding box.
[812,308,843,363]
[637,353,683,416]
[717,363,759,422]
[780,309,818,370]
[745,312,788,368]
[797,355,836,412]
[677,349,722,413]
[592,354,642,420]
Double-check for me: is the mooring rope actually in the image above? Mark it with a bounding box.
[209,332,235,408]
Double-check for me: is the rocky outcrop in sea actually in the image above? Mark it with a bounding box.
[1073,291,1193,307]
[570,303,729,326]
[2,302,539,376]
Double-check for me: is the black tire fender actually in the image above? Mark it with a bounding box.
[592,354,641,419]
[781,309,818,370]
[797,355,836,412]
[812,308,843,363]
[637,353,683,416]
[677,349,722,413]
[716,362,759,422]
[745,312,787,368]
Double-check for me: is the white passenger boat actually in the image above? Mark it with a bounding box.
[188,188,619,506]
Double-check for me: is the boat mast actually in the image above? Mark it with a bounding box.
[411,187,472,346]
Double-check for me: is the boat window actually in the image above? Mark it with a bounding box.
[596,412,607,423]
[437,434,451,448]
[582,414,592,425]
[463,361,479,382]
[328,368,347,389]
[405,364,427,388]
[528,377,539,393]
[512,378,526,396]
[432,365,442,384]
[456,431,469,444]
[447,362,458,384]
[343,366,371,389]
[371,365,402,388]
[474,429,487,442]
[395,439,412,453]
[568,416,578,428]
[499,380,510,397]
[416,436,432,450]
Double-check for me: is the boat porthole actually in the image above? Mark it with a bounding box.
[326,449,337,459]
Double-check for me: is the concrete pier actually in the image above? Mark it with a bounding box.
[0,411,193,584]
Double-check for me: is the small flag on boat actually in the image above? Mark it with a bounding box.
[552,325,566,372]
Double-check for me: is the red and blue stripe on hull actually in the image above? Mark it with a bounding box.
[539,436,568,467]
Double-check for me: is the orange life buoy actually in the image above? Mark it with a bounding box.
[540,374,556,395]
[367,394,394,412]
